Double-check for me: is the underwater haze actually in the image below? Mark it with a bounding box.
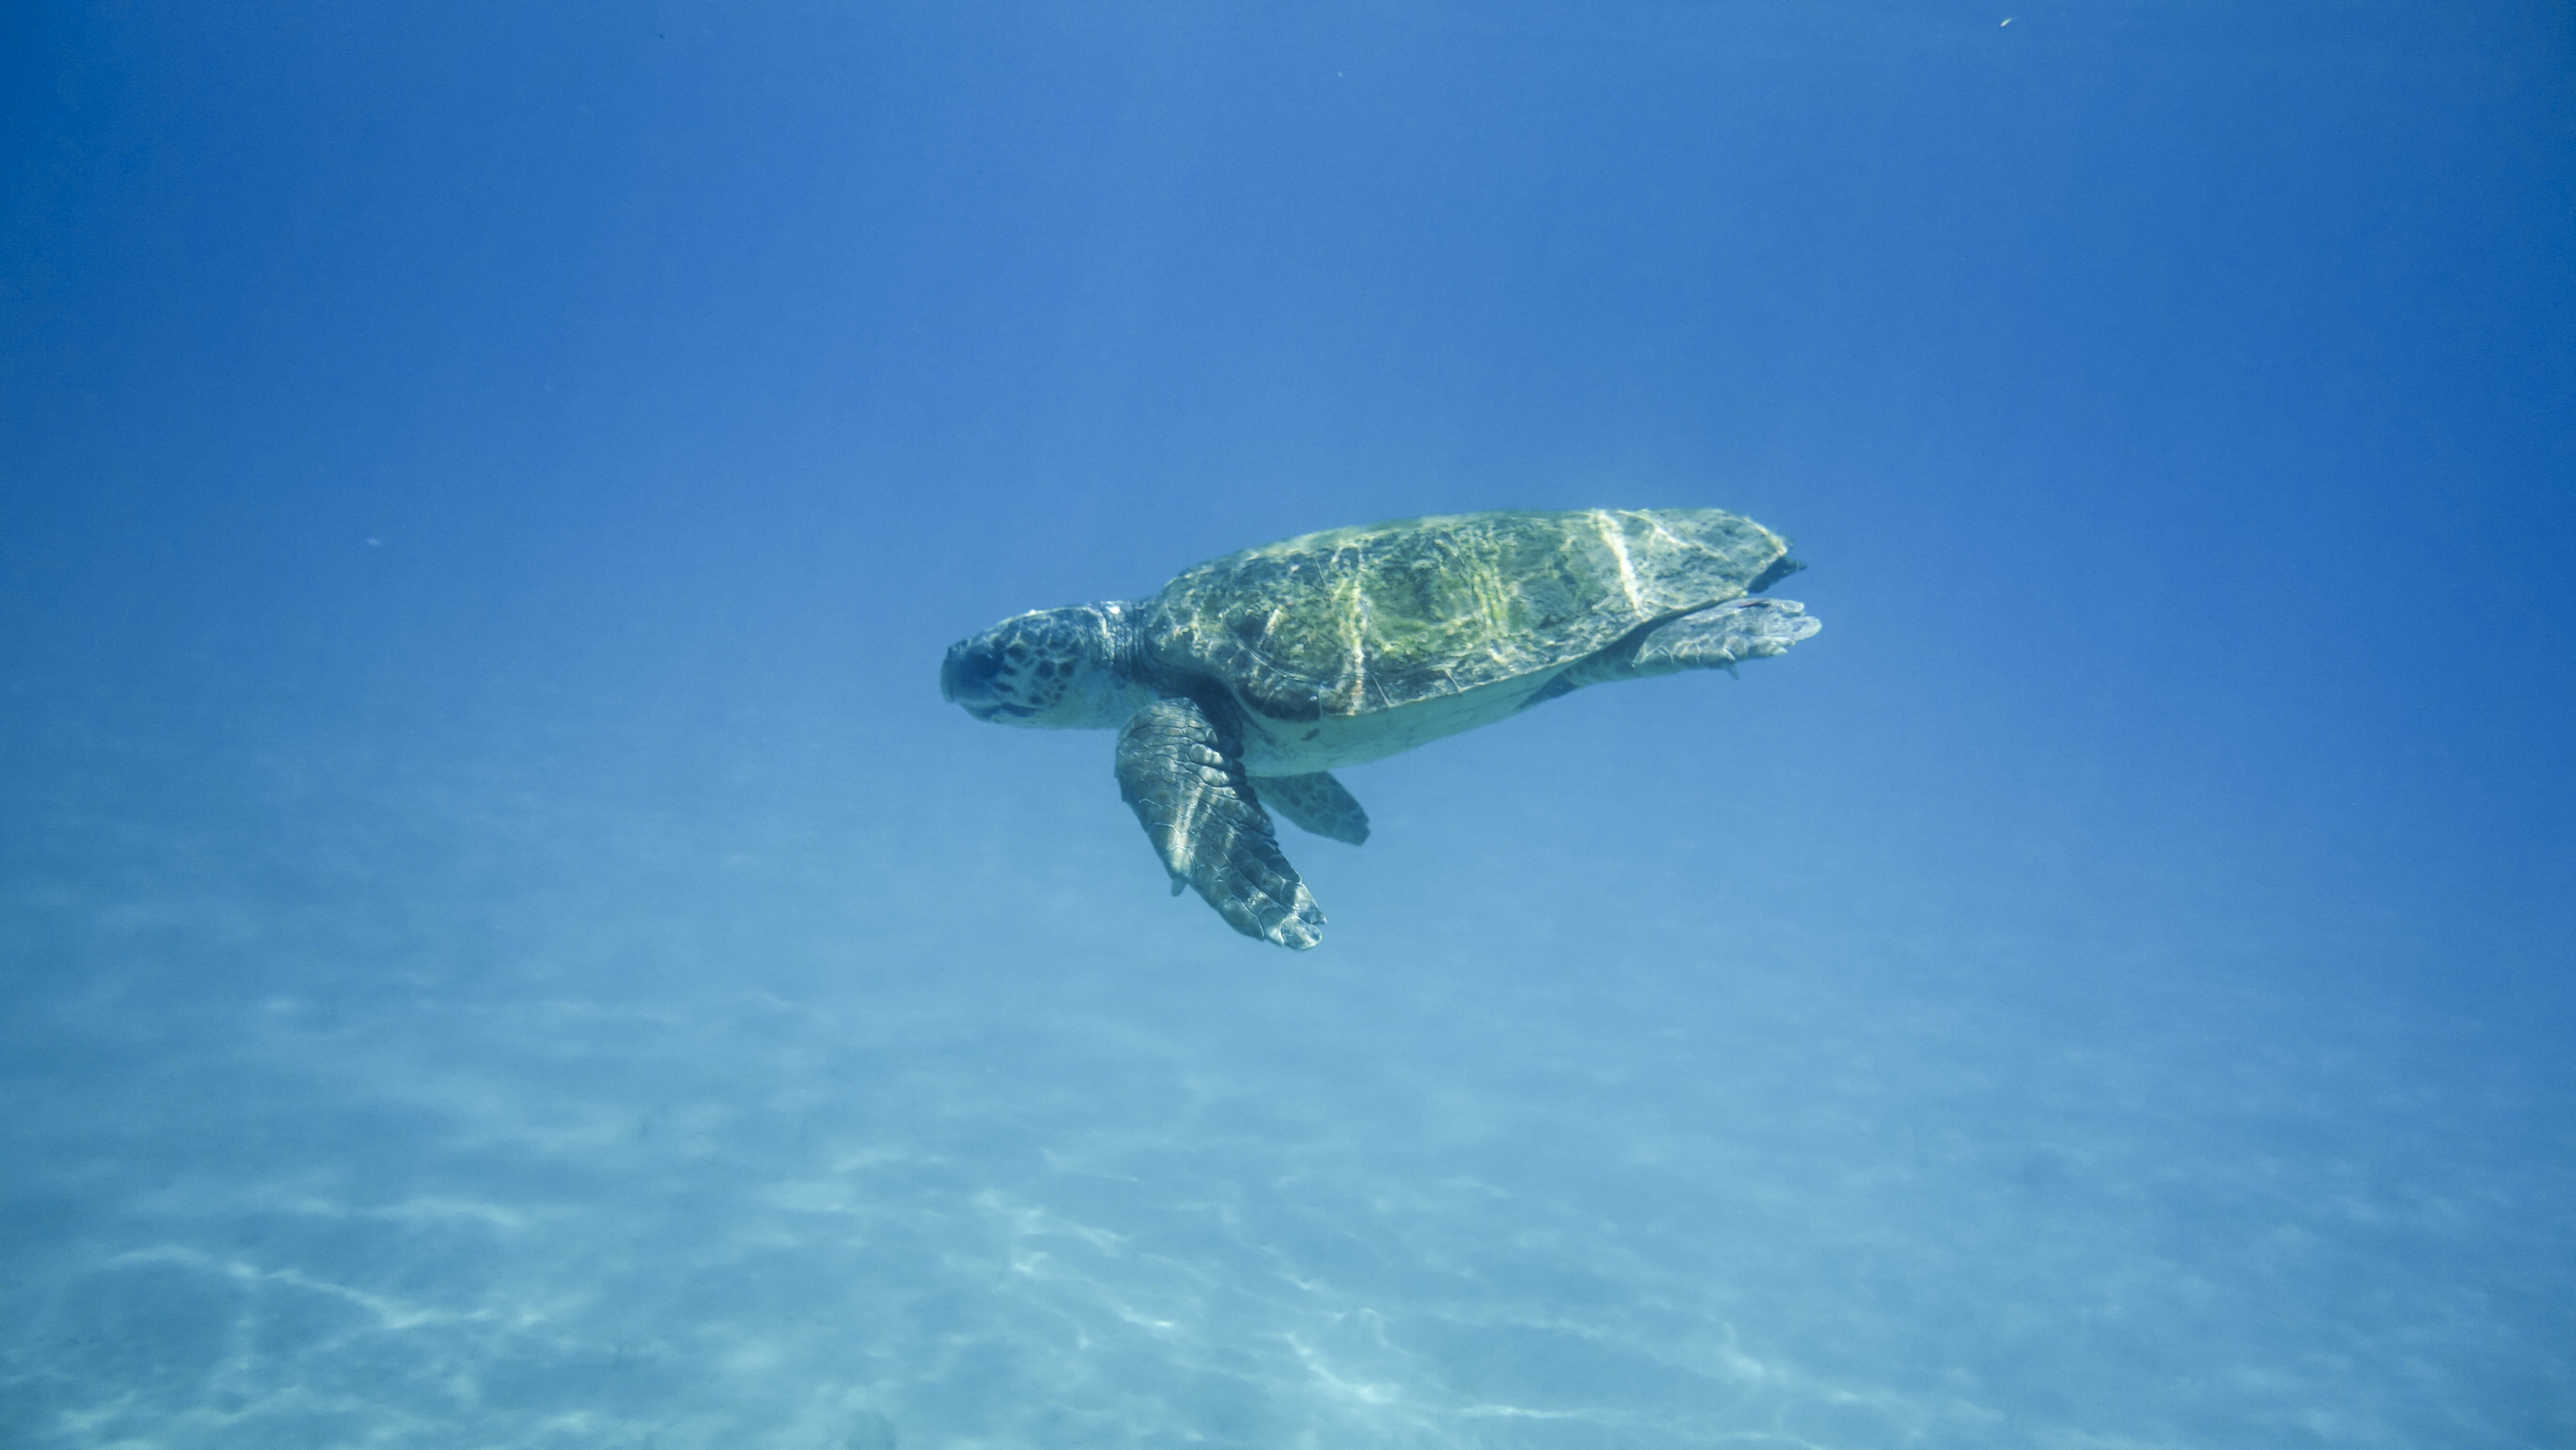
[4,1,2572,1446]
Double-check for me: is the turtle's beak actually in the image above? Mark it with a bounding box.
[941,636,1032,721]
[940,637,1002,705]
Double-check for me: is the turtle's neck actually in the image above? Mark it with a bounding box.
[1098,599,1150,680]
[1065,600,1163,727]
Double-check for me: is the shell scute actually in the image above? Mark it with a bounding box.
[1144,508,1794,719]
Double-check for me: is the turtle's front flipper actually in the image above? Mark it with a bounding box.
[1115,698,1326,950]
[1254,773,1370,845]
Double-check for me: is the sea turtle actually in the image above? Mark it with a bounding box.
[939,507,1821,949]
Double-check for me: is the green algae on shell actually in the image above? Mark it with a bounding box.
[1143,507,1799,721]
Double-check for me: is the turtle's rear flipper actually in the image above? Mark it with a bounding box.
[1633,597,1820,675]
[1538,597,1821,703]
[1115,698,1326,950]
[1254,772,1370,846]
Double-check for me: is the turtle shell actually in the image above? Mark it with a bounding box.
[1143,508,1797,722]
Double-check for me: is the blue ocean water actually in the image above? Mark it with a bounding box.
[4,1,2571,1445]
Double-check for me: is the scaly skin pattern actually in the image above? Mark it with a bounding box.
[1142,508,1795,725]
[1113,697,1326,950]
[1250,772,1371,845]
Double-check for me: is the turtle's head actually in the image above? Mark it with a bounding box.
[940,603,1143,729]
